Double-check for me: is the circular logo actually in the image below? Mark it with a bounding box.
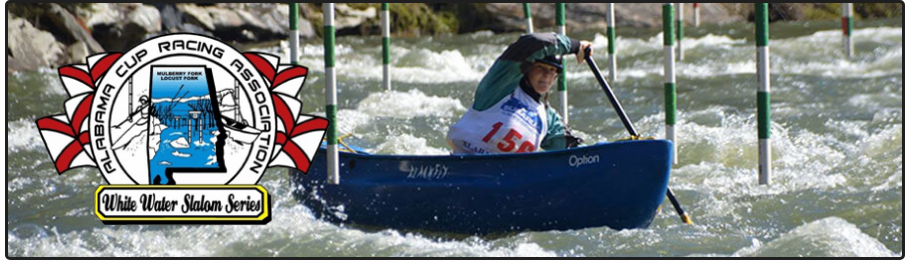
[89,34,276,185]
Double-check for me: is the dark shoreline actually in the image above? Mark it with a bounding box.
[7,3,902,72]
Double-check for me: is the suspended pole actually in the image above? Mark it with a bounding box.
[663,3,678,165]
[606,3,617,81]
[755,3,772,185]
[693,3,700,27]
[382,3,391,90]
[324,3,340,184]
[289,3,299,65]
[556,3,569,124]
[290,3,302,101]
[842,3,853,58]
[675,3,684,61]
[523,3,534,34]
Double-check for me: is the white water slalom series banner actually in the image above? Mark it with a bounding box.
[96,186,268,222]
[35,33,329,224]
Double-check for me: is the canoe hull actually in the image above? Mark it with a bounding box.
[290,140,673,234]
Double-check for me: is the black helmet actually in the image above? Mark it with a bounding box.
[534,55,563,70]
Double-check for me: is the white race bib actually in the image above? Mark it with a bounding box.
[448,88,548,154]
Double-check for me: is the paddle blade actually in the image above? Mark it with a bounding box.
[681,214,693,225]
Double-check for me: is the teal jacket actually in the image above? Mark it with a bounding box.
[470,33,580,151]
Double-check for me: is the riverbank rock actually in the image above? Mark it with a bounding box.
[65,41,90,64]
[177,3,302,42]
[46,4,104,55]
[154,3,212,36]
[86,3,162,51]
[335,3,377,33]
[7,13,65,71]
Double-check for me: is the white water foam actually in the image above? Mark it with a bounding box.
[392,48,485,83]
[591,33,659,58]
[586,28,901,81]
[316,90,464,135]
[772,27,902,78]
[630,107,882,197]
[309,90,463,155]
[733,217,897,257]
[356,89,466,118]
[8,119,46,153]
[261,44,487,84]
[7,191,555,257]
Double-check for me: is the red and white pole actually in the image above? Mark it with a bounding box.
[842,3,853,58]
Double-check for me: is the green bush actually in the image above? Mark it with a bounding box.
[803,3,840,20]
[389,3,458,36]
[803,3,903,20]
[854,3,903,19]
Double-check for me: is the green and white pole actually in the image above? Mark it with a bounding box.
[663,3,678,165]
[381,3,391,90]
[289,3,299,66]
[556,3,569,124]
[606,3,617,82]
[842,3,853,58]
[324,3,339,184]
[755,3,771,185]
[675,3,684,61]
[693,3,700,27]
[523,3,533,34]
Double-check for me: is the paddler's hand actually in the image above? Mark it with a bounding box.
[576,41,593,64]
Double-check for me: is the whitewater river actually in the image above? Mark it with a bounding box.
[7,18,902,257]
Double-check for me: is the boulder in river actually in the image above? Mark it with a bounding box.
[178,3,298,42]
[88,3,162,51]
[65,41,90,65]
[45,4,104,54]
[7,13,65,72]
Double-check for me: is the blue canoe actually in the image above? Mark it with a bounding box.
[290,140,673,235]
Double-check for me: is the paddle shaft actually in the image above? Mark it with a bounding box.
[666,188,691,224]
[583,47,692,225]
[583,48,639,137]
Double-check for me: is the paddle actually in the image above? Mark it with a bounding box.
[582,47,693,225]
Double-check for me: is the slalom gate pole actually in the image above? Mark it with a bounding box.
[523,3,534,34]
[556,3,569,124]
[842,3,854,58]
[324,3,339,184]
[290,3,299,66]
[382,3,391,90]
[755,3,772,185]
[693,3,699,27]
[290,3,301,99]
[675,3,684,61]
[663,3,678,165]
[606,3,617,81]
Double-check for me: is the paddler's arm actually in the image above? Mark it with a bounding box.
[471,33,580,111]
[540,108,567,151]
[540,108,585,150]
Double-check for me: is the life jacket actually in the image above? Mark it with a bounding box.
[447,87,548,154]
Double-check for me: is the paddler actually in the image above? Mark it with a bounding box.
[447,33,592,154]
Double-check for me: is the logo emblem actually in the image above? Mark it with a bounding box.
[35,33,328,223]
